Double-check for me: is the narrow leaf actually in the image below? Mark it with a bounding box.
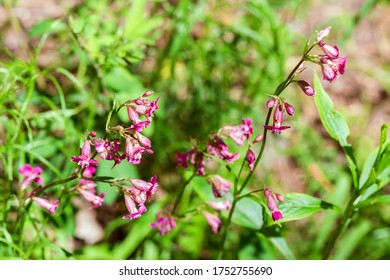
[313,73,359,188]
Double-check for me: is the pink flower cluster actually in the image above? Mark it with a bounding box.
[18,164,59,214]
[316,27,347,82]
[202,198,231,234]
[150,211,176,236]
[122,175,158,220]
[169,119,255,235]
[176,118,254,176]
[264,97,295,134]
[69,91,160,219]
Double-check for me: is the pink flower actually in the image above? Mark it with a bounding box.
[79,189,105,209]
[208,199,231,211]
[150,212,176,236]
[319,53,347,82]
[218,118,253,146]
[264,187,284,222]
[122,194,147,220]
[207,134,239,163]
[176,148,205,176]
[126,94,159,132]
[209,175,231,198]
[32,197,59,214]
[319,40,339,59]
[284,102,295,116]
[71,140,99,168]
[122,176,158,220]
[93,138,124,167]
[125,136,153,164]
[317,26,331,41]
[297,80,315,96]
[264,104,291,134]
[130,175,158,202]
[266,98,276,108]
[18,164,43,189]
[203,211,222,234]
[245,149,256,170]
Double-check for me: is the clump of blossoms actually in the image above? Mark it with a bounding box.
[149,118,256,235]
[18,91,160,221]
[18,164,59,214]
[69,90,160,219]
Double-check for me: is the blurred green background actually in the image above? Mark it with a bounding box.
[0,0,389,259]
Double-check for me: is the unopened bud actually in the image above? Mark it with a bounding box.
[89,131,97,137]
[317,26,331,41]
[253,135,263,143]
[275,193,285,202]
[284,102,295,116]
[266,98,276,108]
[297,80,315,96]
[142,90,154,97]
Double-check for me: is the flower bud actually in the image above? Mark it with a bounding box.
[275,193,285,202]
[253,135,263,143]
[297,80,315,96]
[266,98,276,108]
[317,26,331,41]
[142,90,154,97]
[319,41,339,59]
[284,102,295,116]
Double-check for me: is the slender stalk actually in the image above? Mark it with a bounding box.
[172,172,196,215]
[218,198,237,259]
[218,53,313,258]
[322,193,358,259]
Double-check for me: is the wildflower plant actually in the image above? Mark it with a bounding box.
[0,0,388,261]
[159,26,389,259]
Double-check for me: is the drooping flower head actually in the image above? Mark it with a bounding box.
[207,134,239,163]
[203,211,222,234]
[176,148,205,176]
[32,197,59,214]
[125,91,159,132]
[122,175,158,220]
[245,149,256,171]
[264,187,284,222]
[18,164,43,190]
[218,118,253,146]
[264,102,291,134]
[71,140,99,169]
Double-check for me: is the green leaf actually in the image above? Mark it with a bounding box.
[96,160,139,205]
[356,124,390,204]
[277,193,340,222]
[313,73,359,188]
[29,19,65,38]
[232,196,263,230]
[269,237,296,260]
[356,195,390,208]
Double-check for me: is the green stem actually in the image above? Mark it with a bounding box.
[218,198,237,259]
[218,50,314,258]
[322,193,358,259]
[172,172,196,215]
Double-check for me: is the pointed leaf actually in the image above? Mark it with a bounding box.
[313,73,359,188]
[232,196,264,230]
[277,193,340,222]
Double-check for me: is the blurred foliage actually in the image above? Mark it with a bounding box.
[0,0,389,260]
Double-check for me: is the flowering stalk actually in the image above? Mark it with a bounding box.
[218,27,347,258]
